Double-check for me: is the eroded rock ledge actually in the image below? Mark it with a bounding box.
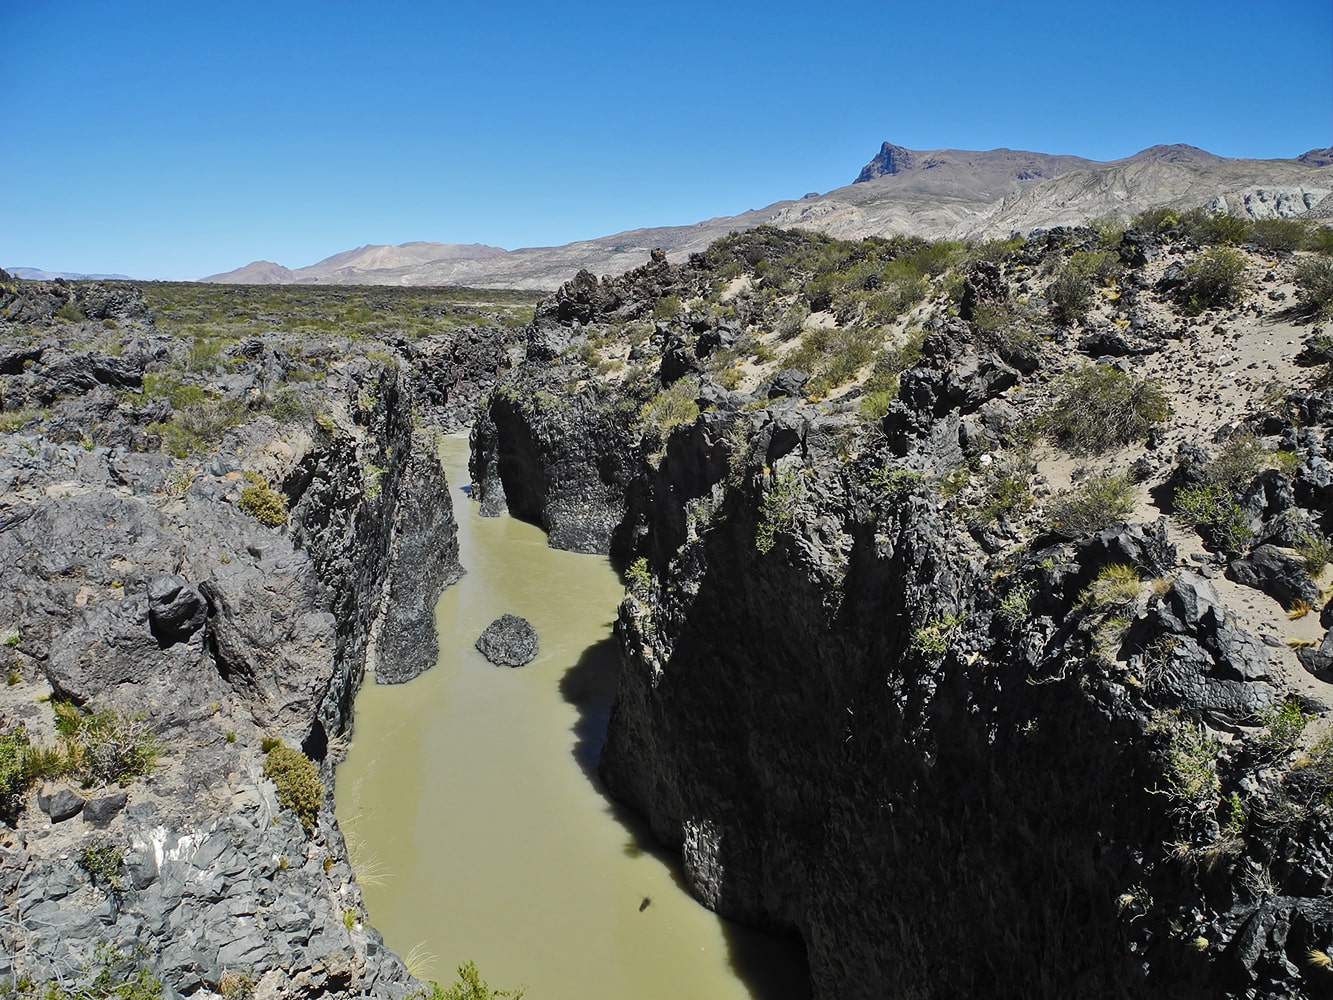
[0,274,493,997]
[472,228,1333,998]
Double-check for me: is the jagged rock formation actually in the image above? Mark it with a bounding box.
[0,274,499,995]
[472,225,1333,997]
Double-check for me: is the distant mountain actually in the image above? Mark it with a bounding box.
[10,267,133,281]
[203,242,509,284]
[199,143,1332,290]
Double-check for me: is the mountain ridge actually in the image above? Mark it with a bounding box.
[197,142,1333,290]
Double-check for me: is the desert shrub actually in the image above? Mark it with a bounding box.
[74,710,160,785]
[1178,247,1248,313]
[79,837,126,891]
[141,372,208,410]
[263,742,322,832]
[1080,563,1142,611]
[653,295,682,321]
[755,470,803,554]
[1131,207,1182,235]
[995,580,1034,629]
[1160,722,1221,805]
[238,472,289,527]
[266,386,313,421]
[1249,217,1311,253]
[640,377,701,434]
[1046,474,1137,539]
[150,398,246,458]
[1296,530,1333,576]
[970,302,1040,358]
[1258,699,1311,755]
[427,961,525,1000]
[910,613,966,659]
[0,731,31,814]
[782,325,882,397]
[775,302,810,339]
[1204,433,1271,493]
[1295,256,1333,318]
[1047,266,1094,325]
[1043,365,1170,455]
[1173,483,1253,552]
[1177,208,1252,247]
[967,466,1035,527]
[624,557,651,597]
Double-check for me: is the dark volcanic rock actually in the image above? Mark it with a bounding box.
[475,614,538,667]
[82,791,128,827]
[1226,544,1322,610]
[37,785,85,823]
[146,574,208,646]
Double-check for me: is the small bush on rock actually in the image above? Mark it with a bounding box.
[238,472,289,527]
[1079,564,1142,611]
[263,742,322,833]
[1043,365,1170,455]
[1178,247,1248,314]
[1046,475,1137,539]
[1173,483,1254,553]
[1295,256,1333,318]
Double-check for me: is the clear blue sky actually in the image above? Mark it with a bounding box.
[2,0,1329,278]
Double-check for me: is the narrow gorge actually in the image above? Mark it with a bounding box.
[4,208,1333,999]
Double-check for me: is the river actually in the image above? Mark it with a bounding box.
[336,434,810,1000]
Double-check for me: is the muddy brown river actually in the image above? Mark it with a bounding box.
[337,435,809,999]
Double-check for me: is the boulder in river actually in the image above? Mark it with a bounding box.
[475,614,538,667]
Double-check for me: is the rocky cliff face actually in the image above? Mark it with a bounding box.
[0,274,471,996]
[472,227,1333,998]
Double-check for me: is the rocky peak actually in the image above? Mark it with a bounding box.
[854,141,916,183]
[1298,147,1333,167]
[1126,143,1225,164]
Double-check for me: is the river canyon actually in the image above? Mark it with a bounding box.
[338,436,810,1000]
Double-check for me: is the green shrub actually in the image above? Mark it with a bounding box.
[1249,217,1311,253]
[1161,723,1220,804]
[1179,247,1248,313]
[1296,530,1333,577]
[640,377,701,434]
[781,324,882,397]
[75,710,160,785]
[1258,699,1311,755]
[910,613,966,659]
[0,731,31,814]
[1046,475,1137,539]
[79,837,126,891]
[263,742,322,833]
[653,295,682,321]
[1048,267,1094,325]
[1079,563,1142,611]
[266,387,313,421]
[427,961,525,1000]
[995,581,1033,629]
[1043,365,1170,455]
[624,557,651,597]
[1,943,163,999]
[755,470,803,554]
[238,473,289,527]
[1173,483,1253,552]
[1295,256,1333,318]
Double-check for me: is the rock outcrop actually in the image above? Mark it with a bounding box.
[471,227,1333,998]
[0,274,495,996]
[474,615,538,667]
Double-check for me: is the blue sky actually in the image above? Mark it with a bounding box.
[2,0,1329,278]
